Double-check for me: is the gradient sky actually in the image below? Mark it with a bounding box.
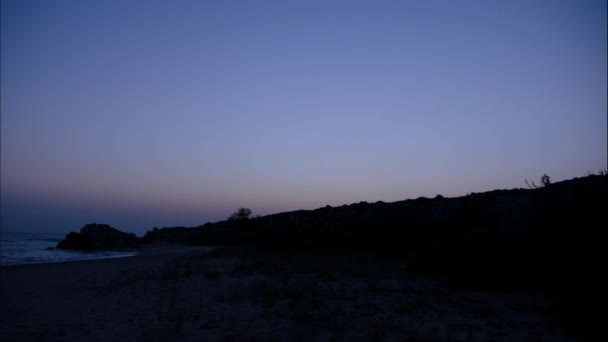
[2,0,606,235]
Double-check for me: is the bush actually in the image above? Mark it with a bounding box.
[228,207,252,221]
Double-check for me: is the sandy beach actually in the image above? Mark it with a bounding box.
[0,245,580,341]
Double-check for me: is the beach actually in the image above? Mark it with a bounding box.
[0,245,579,341]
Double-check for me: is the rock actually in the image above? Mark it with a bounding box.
[57,223,139,250]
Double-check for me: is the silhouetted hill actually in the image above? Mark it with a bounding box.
[144,174,605,262]
[59,174,607,291]
[61,175,607,281]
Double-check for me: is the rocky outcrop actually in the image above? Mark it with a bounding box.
[57,223,139,250]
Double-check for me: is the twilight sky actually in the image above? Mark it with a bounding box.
[1,0,606,234]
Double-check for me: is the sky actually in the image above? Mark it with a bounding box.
[1,0,606,235]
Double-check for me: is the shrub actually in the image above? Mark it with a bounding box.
[228,207,253,221]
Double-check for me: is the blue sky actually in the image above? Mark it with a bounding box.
[2,0,606,234]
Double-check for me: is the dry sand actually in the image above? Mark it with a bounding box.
[1,245,579,341]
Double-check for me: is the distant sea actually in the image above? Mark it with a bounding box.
[0,231,137,266]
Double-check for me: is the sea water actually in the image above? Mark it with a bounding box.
[0,231,137,266]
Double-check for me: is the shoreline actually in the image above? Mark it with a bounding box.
[0,243,218,268]
[0,251,139,268]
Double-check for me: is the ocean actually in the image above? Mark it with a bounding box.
[0,231,138,266]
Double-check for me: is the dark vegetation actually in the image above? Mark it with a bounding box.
[227,207,253,221]
[58,173,607,337]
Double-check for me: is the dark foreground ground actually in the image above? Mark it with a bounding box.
[0,245,581,341]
